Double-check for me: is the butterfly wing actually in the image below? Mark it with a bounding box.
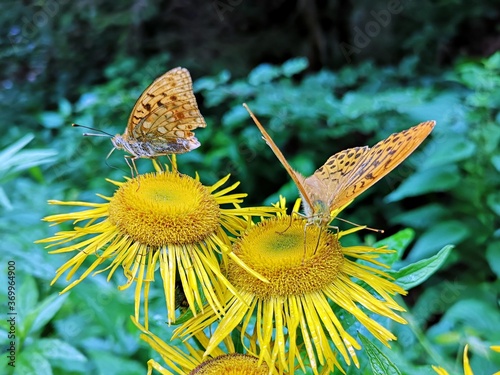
[126,67,206,142]
[308,120,436,213]
[243,104,314,210]
[304,146,369,203]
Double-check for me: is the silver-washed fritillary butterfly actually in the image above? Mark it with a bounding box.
[243,103,435,228]
[110,67,206,159]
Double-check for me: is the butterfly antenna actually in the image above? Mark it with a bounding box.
[335,216,384,233]
[104,147,127,174]
[72,123,114,137]
[242,104,290,171]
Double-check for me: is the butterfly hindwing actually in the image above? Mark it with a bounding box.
[304,146,369,204]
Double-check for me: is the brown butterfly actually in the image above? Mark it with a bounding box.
[243,103,435,227]
[74,67,206,169]
[111,67,206,158]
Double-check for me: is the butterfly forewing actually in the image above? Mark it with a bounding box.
[127,67,206,141]
[242,103,315,210]
[318,120,436,212]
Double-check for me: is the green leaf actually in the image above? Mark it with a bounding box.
[14,351,52,375]
[485,51,500,70]
[248,63,282,85]
[385,165,460,202]
[491,154,500,172]
[39,111,64,129]
[422,137,476,169]
[75,92,99,112]
[486,241,500,278]
[171,308,194,325]
[487,192,500,216]
[0,134,34,164]
[28,293,68,335]
[392,203,447,229]
[32,338,87,362]
[17,275,39,336]
[58,98,72,117]
[194,69,231,91]
[281,57,309,77]
[0,133,57,182]
[88,350,146,375]
[3,150,58,175]
[222,105,249,127]
[340,92,379,119]
[373,229,415,267]
[390,245,453,290]
[406,221,468,262]
[0,187,12,209]
[431,299,500,338]
[359,333,402,375]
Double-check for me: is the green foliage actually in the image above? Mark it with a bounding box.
[360,333,402,375]
[391,245,453,290]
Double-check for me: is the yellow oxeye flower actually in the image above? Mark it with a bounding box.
[176,197,407,374]
[37,161,279,327]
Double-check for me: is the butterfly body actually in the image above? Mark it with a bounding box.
[111,132,200,158]
[111,67,206,160]
[304,198,331,227]
[243,103,435,228]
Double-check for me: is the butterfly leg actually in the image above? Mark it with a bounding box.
[301,221,324,263]
[327,224,340,237]
[124,156,142,190]
[333,216,383,235]
[277,210,308,235]
[277,212,295,235]
[302,222,310,263]
[157,157,169,172]
[313,225,324,255]
[124,155,140,177]
[301,221,322,263]
[165,155,174,172]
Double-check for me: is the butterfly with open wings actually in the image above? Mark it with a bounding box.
[243,103,435,229]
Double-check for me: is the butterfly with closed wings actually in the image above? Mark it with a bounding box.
[243,103,435,232]
[74,67,206,173]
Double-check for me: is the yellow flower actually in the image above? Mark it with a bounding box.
[432,345,500,375]
[132,316,283,374]
[175,198,407,374]
[37,161,277,327]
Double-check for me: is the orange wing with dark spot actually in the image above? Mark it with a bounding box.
[309,121,436,211]
[126,67,206,142]
[244,102,435,220]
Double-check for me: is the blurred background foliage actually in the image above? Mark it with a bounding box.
[1,0,499,374]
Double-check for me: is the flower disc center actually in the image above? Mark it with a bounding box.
[190,354,269,375]
[228,217,344,298]
[108,172,220,246]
